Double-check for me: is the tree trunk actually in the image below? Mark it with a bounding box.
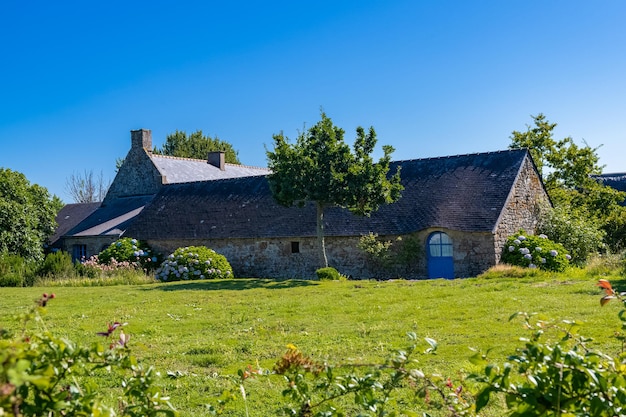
[316,202,329,268]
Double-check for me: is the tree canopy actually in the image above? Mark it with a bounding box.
[510,113,626,252]
[510,114,604,194]
[0,168,61,261]
[266,112,403,268]
[153,130,241,164]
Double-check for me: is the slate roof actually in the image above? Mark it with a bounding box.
[48,202,100,247]
[593,173,626,193]
[150,154,270,183]
[126,149,530,240]
[62,196,154,238]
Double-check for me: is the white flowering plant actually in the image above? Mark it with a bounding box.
[501,231,570,272]
[97,237,161,271]
[155,246,233,282]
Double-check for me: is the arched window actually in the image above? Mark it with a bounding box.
[428,232,453,257]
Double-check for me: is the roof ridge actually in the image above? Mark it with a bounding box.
[224,162,270,170]
[163,174,268,187]
[150,153,269,170]
[392,148,523,164]
[150,153,208,162]
[594,172,626,177]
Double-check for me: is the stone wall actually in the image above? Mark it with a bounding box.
[103,130,163,204]
[493,155,550,262]
[146,229,495,279]
[60,236,118,261]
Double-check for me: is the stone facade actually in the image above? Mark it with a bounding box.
[493,156,550,263]
[145,228,496,279]
[104,130,163,203]
[58,235,118,262]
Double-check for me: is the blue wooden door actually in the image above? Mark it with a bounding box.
[427,232,454,279]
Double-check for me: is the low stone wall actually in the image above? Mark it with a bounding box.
[146,229,496,280]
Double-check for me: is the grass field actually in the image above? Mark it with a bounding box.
[1,269,625,416]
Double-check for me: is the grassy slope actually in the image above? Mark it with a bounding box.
[1,272,623,416]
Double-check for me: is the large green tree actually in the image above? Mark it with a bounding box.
[510,114,626,253]
[153,130,241,164]
[0,168,61,261]
[510,114,603,197]
[266,112,403,268]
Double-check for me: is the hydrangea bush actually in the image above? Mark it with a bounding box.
[155,246,233,282]
[98,237,160,271]
[501,231,570,272]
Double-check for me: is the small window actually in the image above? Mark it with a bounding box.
[291,241,300,254]
[72,244,87,262]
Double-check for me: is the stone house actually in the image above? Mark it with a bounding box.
[51,129,550,279]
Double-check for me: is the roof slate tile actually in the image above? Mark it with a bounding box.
[126,149,529,240]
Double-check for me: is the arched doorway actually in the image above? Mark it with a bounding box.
[427,231,454,279]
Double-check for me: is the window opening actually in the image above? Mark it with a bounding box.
[291,241,300,254]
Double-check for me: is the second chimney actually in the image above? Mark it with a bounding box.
[207,151,225,171]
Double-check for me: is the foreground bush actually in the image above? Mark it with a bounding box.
[0,294,177,416]
[501,231,570,272]
[471,280,626,416]
[155,246,233,282]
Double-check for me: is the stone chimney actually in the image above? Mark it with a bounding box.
[131,129,152,151]
[207,151,226,171]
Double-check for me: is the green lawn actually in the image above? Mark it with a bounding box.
[1,272,624,416]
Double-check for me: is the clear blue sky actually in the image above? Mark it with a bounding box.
[1,1,625,202]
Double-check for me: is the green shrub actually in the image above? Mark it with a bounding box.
[155,246,233,282]
[98,237,160,271]
[0,272,23,287]
[316,266,341,281]
[539,206,604,266]
[358,232,393,269]
[0,252,35,287]
[358,233,422,278]
[501,231,570,272]
[38,250,75,278]
[603,208,626,253]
